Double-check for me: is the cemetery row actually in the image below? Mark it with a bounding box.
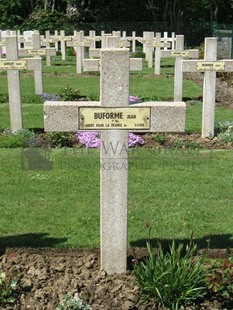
[1,30,233,139]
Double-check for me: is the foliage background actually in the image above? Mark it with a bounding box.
[1,0,233,46]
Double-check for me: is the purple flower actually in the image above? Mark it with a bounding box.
[129,95,142,104]
[128,132,145,147]
[76,131,100,148]
[76,131,144,148]
[39,93,60,102]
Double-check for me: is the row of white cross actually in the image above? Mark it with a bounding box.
[1,35,232,138]
[0,29,176,56]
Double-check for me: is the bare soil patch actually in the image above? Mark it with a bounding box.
[1,248,233,310]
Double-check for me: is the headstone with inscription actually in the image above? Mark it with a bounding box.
[44,48,186,274]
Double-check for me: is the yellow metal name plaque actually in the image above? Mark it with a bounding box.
[27,49,47,56]
[197,61,225,71]
[0,60,27,70]
[170,51,189,57]
[0,41,4,46]
[79,107,151,130]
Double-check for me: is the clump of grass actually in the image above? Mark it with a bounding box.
[133,241,207,310]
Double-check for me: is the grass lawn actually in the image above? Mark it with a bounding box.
[0,148,232,249]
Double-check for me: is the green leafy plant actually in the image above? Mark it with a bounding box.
[205,257,233,299]
[58,86,89,101]
[154,133,166,145]
[44,132,75,147]
[217,120,233,142]
[133,241,207,310]
[56,293,92,310]
[0,129,36,148]
[0,271,18,304]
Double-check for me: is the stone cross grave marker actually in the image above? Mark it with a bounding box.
[0,36,42,130]
[145,32,171,73]
[182,37,233,138]
[40,30,60,52]
[160,35,199,101]
[44,48,186,274]
[84,36,141,72]
[161,31,176,50]
[19,31,56,67]
[18,32,44,94]
[67,31,97,74]
[131,31,137,53]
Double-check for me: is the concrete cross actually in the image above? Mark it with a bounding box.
[18,32,56,67]
[67,31,95,74]
[57,30,72,61]
[44,48,186,274]
[127,31,137,52]
[40,30,60,52]
[0,36,42,130]
[182,37,233,138]
[145,32,171,73]
[161,31,176,50]
[83,56,143,72]
[160,35,199,101]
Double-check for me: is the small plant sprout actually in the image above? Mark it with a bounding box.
[56,293,92,310]
[0,271,18,304]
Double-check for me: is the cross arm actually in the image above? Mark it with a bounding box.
[44,101,100,132]
[24,57,42,70]
[83,58,143,72]
[18,48,56,57]
[161,49,199,58]
[132,102,186,132]
[182,59,233,72]
[44,101,186,133]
